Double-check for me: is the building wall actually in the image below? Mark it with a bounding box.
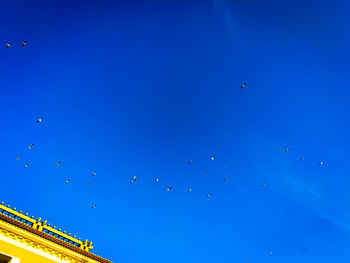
[0,239,56,263]
[0,220,102,263]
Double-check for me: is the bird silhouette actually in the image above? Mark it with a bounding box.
[92,171,96,176]
[21,41,27,47]
[155,178,159,182]
[301,157,305,161]
[88,181,93,185]
[166,186,172,191]
[28,144,34,149]
[16,157,20,161]
[24,164,28,168]
[210,156,215,161]
[6,43,10,48]
[130,176,140,183]
[65,179,70,183]
[36,117,43,123]
[56,162,61,167]
[240,83,246,89]
[207,193,212,197]
[92,205,96,209]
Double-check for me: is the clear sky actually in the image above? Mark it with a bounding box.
[1,0,350,262]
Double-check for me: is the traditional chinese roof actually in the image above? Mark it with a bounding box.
[0,202,112,263]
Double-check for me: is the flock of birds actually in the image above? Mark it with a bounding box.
[12,80,314,258]
[8,44,314,260]
[15,114,98,208]
[129,157,218,198]
[279,147,325,165]
[128,147,325,200]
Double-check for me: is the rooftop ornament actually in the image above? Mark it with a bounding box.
[0,202,93,252]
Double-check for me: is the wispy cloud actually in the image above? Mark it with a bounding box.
[213,0,235,36]
[283,175,350,232]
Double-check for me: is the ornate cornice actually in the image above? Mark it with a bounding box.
[0,203,92,251]
[0,210,112,263]
[0,227,84,262]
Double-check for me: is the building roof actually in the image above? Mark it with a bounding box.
[0,202,112,263]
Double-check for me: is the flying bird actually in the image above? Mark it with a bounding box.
[92,171,96,176]
[28,144,34,149]
[301,248,307,252]
[16,157,20,161]
[130,176,140,183]
[224,177,229,181]
[240,82,247,89]
[21,41,27,47]
[279,148,283,151]
[204,171,209,174]
[65,179,70,183]
[319,161,324,165]
[207,193,212,198]
[261,183,266,188]
[24,164,28,168]
[36,117,43,123]
[188,160,194,163]
[92,205,96,209]
[301,157,305,161]
[285,148,290,152]
[210,156,215,161]
[56,162,61,167]
[268,251,272,255]
[188,188,192,192]
[166,186,172,191]
[6,43,10,48]
[88,181,93,185]
[155,178,159,182]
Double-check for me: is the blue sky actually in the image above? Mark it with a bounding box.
[1,0,350,262]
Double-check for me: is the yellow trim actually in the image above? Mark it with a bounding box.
[0,203,92,252]
[0,219,100,262]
